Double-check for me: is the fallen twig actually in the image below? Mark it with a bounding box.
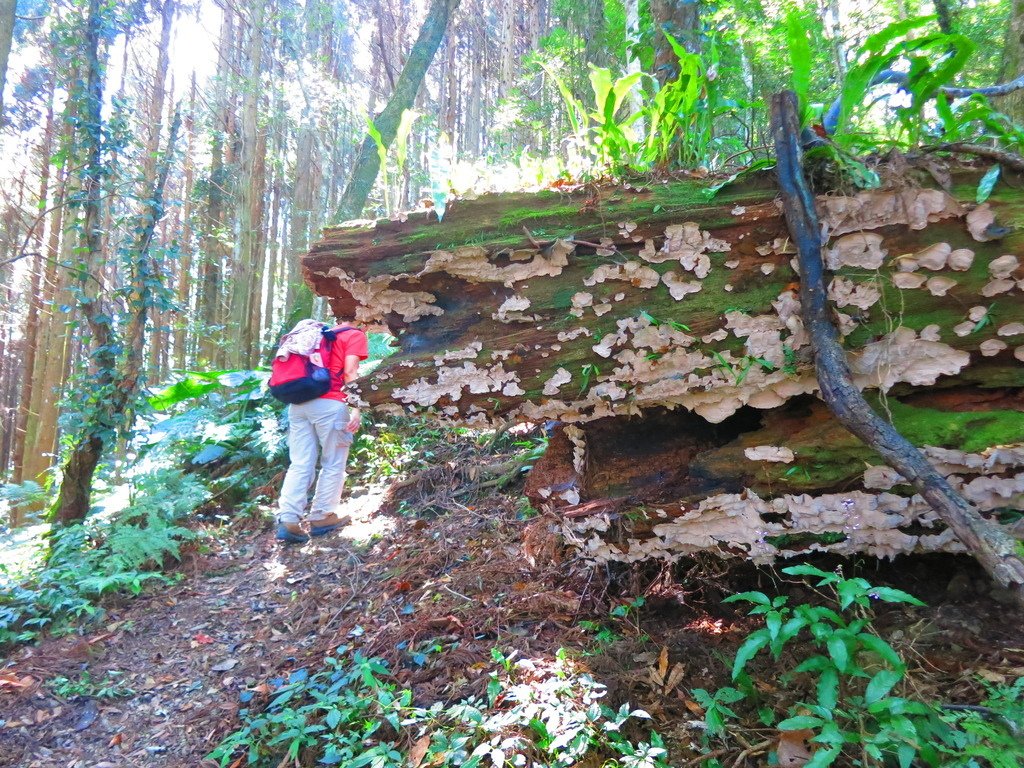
[922,142,1024,173]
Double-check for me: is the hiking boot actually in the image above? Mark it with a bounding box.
[276,521,309,544]
[309,513,351,537]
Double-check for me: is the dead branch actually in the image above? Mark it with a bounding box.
[922,142,1024,174]
[771,89,1024,598]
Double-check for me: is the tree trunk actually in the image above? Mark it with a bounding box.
[650,0,700,84]
[197,8,234,367]
[303,160,1024,568]
[53,0,109,525]
[286,122,317,320]
[334,0,462,222]
[771,89,1024,595]
[229,0,266,368]
[54,109,181,525]
[0,0,15,120]
[174,72,196,370]
[1003,0,1024,123]
[11,71,55,490]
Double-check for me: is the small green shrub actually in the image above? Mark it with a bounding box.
[47,669,136,699]
[210,648,669,768]
[695,566,1024,767]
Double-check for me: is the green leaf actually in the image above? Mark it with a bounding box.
[723,591,771,606]
[977,165,1001,204]
[865,668,903,704]
[394,109,420,173]
[782,564,835,582]
[804,746,842,768]
[778,715,824,730]
[731,631,770,679]
[865,586,926,606]
[817,667,839,710]
[857,633,904,668]
[366,116,387,170]
[786,10,812,125]
[826,635,849,673]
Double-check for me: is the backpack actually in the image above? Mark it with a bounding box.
[268,325,356,405]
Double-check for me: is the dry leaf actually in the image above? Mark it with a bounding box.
[777,729,814,768]
[408,734,431,768]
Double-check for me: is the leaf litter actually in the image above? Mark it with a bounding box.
[0,444,1022,767]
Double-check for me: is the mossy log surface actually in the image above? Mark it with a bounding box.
[305,171,1024,563]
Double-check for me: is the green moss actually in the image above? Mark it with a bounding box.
[886,399,1024,453]
[706,395,1024,496]
[498,205,581,227]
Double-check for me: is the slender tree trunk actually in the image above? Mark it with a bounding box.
[55,107,181,525]
[53,0,110,525]
[229,0,266,368]
[933,0,955,34]
[821,0,847,79]
[197,8,233,367]
[0,0,15,120]
[334,0,462,221]
[145,1,174,382]
[1003,0,1024,122]
[465,19,482,157]
[21,132,70,490]
[175,73,196,370]
[11,73,54,490]
[287,123,317,320]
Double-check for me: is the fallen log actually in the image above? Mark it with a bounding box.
[305,153,1024,570]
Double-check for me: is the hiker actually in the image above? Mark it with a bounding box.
[269,318,369,543]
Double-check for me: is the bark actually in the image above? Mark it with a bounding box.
[0,0,14,120]
[334,0,462,222]
[650,0,700,85]
[55,110,182,525]
[145,0,174,382]
[286,122,317,320]
[174,72,196,370]
[21,118,71,490]
[771,89,1024,594]
[11,71,54,488]
[53,0,108,525]
[924,142,1024,172]
[228,0,266,368]
[197,8,233,367]
[933,0,955,34]
[1002,0,1024,123]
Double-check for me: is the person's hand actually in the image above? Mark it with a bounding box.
[346,408,361,433]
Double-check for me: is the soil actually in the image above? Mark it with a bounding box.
[1,475,1022,768]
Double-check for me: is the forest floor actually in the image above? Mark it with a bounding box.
[2,469,1023,767]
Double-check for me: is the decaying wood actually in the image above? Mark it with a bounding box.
[306,133,1024,569]
[772,90,1024,593]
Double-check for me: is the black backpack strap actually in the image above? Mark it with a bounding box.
[320,326,358,382]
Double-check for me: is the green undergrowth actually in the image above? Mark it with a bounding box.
[209,648,668,768]
[699,565,1024,767]
[0,468,207,648]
